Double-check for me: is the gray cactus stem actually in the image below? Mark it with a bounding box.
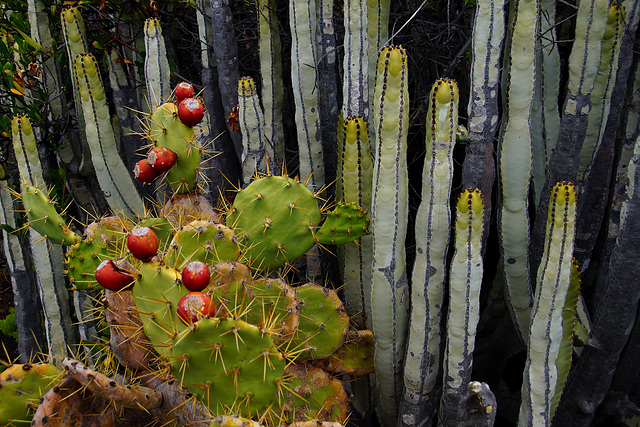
[210,0,243,162]
[573,0,640,275]
[552,133,640,426]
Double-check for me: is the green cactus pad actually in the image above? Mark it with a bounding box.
[0,363,62,425]
[83,216,132,248]
[130,262,187,351]
[315,329,375,377]
[149,102,201,194]
[281,364,349,422]
[227,175,322,270]
[244,278,300,345]
[164,220,240,269]
[210,415,264,427]
[289,284,349,360]
[316,202,370,245]
[65,238,113,291]
[21,186,80,245]
[166,317,286,418]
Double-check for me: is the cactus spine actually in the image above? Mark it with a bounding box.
[498,0,539,340]
[370,45,409,425]
[519,183,577,426]
[439,189,484,425]
[401,79,458,425]
[74,54,144,217]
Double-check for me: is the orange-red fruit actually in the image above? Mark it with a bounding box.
[177,98,205,127]
[95,259,134,291]
[147,147,178,172]
[177,292,216,324]
[181,261,210,292]
[134,159,161,183]
[127,227,159,262]
[174,82,195,103]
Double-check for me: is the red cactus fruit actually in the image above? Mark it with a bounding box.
[94,259,134,291]
[181,261,210,292]
[147,146,178,172]
[177,98,205,127]
[177,291,216,324]
[134,159,161,183]
[174,82,195,103]
[127,227,159,262]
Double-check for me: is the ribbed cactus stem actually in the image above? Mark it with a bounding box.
[12,115,77,360]
[238,76,270,183]
[144,18,171,108]
[258,0,285,163]
[340,117,373,328]
[290,0,324,189]
[343,0,369,118]
[577,4,624,187]
[401,79,458,426]
[439,189,484,426]
[498,0,539,340]
[74,54,144,217]
[519,182,576,426]
[370,45,409,426]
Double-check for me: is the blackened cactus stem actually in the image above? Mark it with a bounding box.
[498,0,539,341]
[462,0,504,246]
[519,183,577,426]
[401,79,458,426]
[439,190,484,426]
[144,18,171,109]
[258,0,285,165]
[370,45,410,426]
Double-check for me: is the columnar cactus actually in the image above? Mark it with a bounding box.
[370,45,410,425]
[144,18,171,108]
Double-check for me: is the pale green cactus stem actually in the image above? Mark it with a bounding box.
[343,0,369,118]
[439,189,484,426]
[370,45,409,426]
[498,0,539,341]
[289,0,324,190]
[401,79,458,426]
[461,0,504,243]
[74,54,145,218]
[530,0,561,206]
[0,178,43,361]
[577,4,624,188]
[238,76,271,183]
[367,0,390,151]
[258,0,285,163]
[60,6,92,175]
[340,116,373,328]
[144,18,171,109]
[11,115,77,360]
[519,182,576,426]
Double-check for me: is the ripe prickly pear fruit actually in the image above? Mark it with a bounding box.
[94,259,135,291]
[127,227,159,262]
[134,158,161,183]
[174,82,195,103]
[177,98,205,127]
[147,146,178,172]
[177,291,216,324]
[181,261,210,291]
